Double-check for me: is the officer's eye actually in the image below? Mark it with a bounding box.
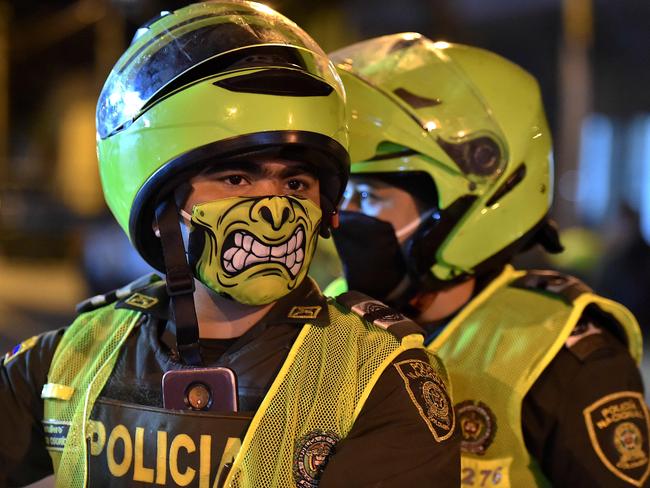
[360,190,379,201]
[287,178,310,191]
[224,175,244,185]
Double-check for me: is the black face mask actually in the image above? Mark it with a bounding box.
[332,211,409,302]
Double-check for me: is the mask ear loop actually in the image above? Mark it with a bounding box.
[155,198,202,366]
[178,208,193,249]
[179,208,192,221]
[395,215,424,240]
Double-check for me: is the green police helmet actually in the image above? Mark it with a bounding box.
[97,1,349,270]
[331,33,557,284]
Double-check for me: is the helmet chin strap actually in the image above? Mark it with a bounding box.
[155,198,202,366]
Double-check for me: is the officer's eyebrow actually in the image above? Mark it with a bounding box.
[270,161,319,180]
[200,160,262,177]
[351,175,391,189]
[200,160,318,180]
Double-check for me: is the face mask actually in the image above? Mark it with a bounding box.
[332,211,410,302]
[186,195,322,305]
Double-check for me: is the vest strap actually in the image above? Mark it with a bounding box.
[511,269,591,303]
[41,383,75,401]
[155,198,202,366]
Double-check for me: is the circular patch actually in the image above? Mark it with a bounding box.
[456,400,497,455]
[423,380,450,427]
[614,422,648,470]
[293,430,340,487]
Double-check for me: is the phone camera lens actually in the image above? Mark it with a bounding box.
[186,382,212,410]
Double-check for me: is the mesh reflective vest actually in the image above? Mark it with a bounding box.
[428,265,642,488]
[41,299,442,487]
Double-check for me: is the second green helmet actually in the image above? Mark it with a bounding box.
[331,33,559,288]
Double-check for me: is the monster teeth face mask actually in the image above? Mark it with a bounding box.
[186,195,322,305]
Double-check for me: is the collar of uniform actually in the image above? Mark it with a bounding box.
[261,277,330,327]
[150,277,329,356]
[115,280,170,320]
[115,277,328,326]
[191,278,329,363]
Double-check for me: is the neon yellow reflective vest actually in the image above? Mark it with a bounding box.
[427,265,643,488]
[42,299,442,487]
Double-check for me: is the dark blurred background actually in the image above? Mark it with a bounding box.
[1,0,649,425]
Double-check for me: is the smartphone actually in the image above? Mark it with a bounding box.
[162,367,238,412]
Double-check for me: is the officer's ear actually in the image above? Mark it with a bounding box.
[331,210,340,229]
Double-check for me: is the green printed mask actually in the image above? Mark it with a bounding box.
[187,196,322,305]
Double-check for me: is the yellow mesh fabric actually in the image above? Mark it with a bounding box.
[430,266,642,487]
[41,299,444,487]
[223,301,437,487]
[43,306,143,488]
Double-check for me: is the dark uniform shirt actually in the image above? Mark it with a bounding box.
[426,271,649,488]
[0,278,459,487]
[522,321,648,487]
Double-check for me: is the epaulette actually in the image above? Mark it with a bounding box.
[510,269,592,304]
[75,273,163,314]
[336,290,424,340]
[564,304,628,361]
[564,318,608,362]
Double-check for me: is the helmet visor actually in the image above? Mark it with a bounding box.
[331,33,507,179]
[97,2,341,139]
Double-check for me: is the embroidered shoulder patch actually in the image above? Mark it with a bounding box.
[124,292,158,309]
[288,306,322,320]
[293,430,340,487]
[394,359,454,442]
[3,335,38,366]
[583,391,650,486]
[456,400,498,455]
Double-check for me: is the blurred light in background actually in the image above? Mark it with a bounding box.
[634,115,650,244]
[576,113,613,225]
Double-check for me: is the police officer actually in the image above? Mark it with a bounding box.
[0,10,459,488]
[327,33,649,487]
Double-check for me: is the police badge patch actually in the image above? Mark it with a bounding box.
[583,391,650,486]
[455,400,497,455]
[293,430,340,487]
[394,359,454,442]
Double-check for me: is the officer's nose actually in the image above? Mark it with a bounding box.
[254,198,294,230]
